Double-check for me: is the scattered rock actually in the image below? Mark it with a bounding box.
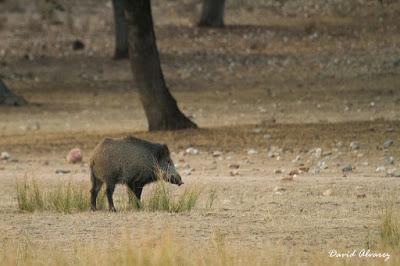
[267,146,281,158]
[322,189,332,197]
[185,147,199,155]
[313,148,322,158]
[0,151,10,160]
[342,164,353,172]
[390,170,400,178]
[72,40,85,50]
[56,169,71,174]
[350,141,360,150]
[385,156,395,165]
[229,164,240,169]
[230,169,239,176]
[212,151,223,157]
[247,149,257,155]
[299,166,310,173]
[318,161,328,170]
[263,134,272,140]
[356,193,366,199]
[274,169,283,174]
[383,139,394,149]
[252,128,262,134]
[289,169,299,176]
[281,176,294,182]
[376,166,386,172]
[292,155,302,163]
[66,148,82,164]
[273,186,286,192]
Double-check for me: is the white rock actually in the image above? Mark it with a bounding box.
[212,151,223,157]
[263,134,272,139]
[350,141,360,150]
[376,166,386,172]
[66,148,82,164]
[185,147,199,155]
[247,149,257,155]
[0,152,10,160]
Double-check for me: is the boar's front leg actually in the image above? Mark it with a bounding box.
[106,183,116,212]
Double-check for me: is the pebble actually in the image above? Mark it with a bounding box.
[322,189,332,197]
[376,166,386,172]
[292,155,302,163]
[56,169,71,174]
[383,139,394,149]
[263,134,272,139]
[390,170,400,178]
[350,141,360,150]
[66,148,83,164]
[385,156,395,165]
[212,151,223,157]
[0,152,10,160]
[230,169,239,176]
[229,164,240,169]
[72,40,85,50]
[185,147,199,155]
[342,164,353,172]
[281,176,294,182]
[274,169,283,174]
[247,149,257,155]
[273,186,286,192]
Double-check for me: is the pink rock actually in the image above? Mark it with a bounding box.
[67,148,82,164]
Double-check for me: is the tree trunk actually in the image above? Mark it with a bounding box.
[124,0,197,131]
[198,0,225,27]
[0,79,27,106]
[112,0,129,59]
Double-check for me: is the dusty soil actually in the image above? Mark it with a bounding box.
[1,0,400,261]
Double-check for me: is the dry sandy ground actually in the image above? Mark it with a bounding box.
[1,0,400,263]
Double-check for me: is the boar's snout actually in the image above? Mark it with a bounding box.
[171,174,184,186]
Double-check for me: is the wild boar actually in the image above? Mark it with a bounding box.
[90,136,183,211]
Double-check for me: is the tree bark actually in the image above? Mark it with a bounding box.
[198,0,225,27]
[112,0,129,59]
[0,79,27,106]
[124,0,197,131]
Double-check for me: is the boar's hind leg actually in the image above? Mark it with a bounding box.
[127,181,143,208]
[106,183,117,212]
[90,175,103,211]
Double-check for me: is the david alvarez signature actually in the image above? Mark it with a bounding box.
[329,249,391,262]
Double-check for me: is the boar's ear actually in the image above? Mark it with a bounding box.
[157,144,170,160]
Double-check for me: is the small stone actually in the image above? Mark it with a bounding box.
[390,170,400,177]
[376,166,386,172]
[252,128,262,133]
[274,169,283,174]
[212,151,223,157]
[383,139,394,149]
[356,193,366,199]
[322,189,332,197]
[292,155,302,163]
[230,169,239,176]
[72,40,85,50]
[299,166,310,173]
[385,156,395,165]
[350,141,360,150]
[281,176,294,182]
[247,149,257,155]
[0,152,10,160]
[289,169,299,176]
[263,134,272,139]
[66,148,83,164]
[185,147,199,155]
[342,164,353,172]
[314,148,322,158]
[229,164,240,169]
[56,169,71,174]
[273,186,286,192]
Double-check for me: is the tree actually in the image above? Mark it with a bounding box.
[198,0,225,27]
[124,0,197,131]
[0,79,27,106]
[112,0,129,59]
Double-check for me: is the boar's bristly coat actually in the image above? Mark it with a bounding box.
[90,136,183,212]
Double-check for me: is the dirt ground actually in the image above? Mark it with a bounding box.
[1,0,400,262]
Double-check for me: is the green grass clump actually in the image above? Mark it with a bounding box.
[16,178,201,214]
[144,180,201,213]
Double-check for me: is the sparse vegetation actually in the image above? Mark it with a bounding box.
[16,178,201,213]
[379,206,400,249]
